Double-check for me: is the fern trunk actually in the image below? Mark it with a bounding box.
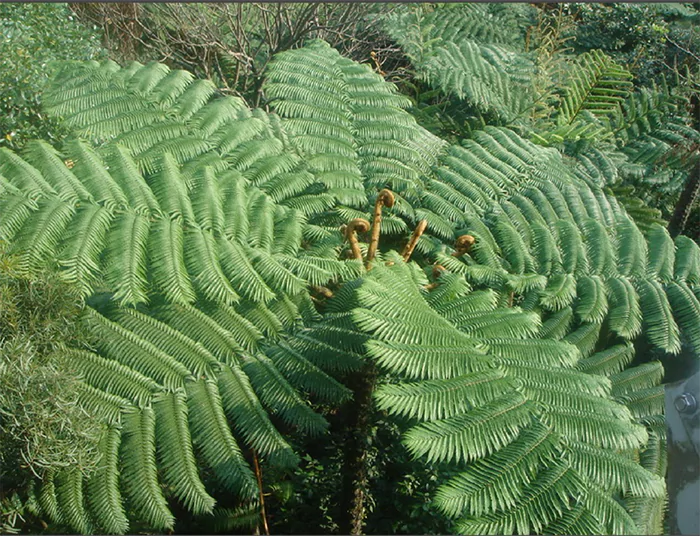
[668,158,700,238]
[338,365,377,535]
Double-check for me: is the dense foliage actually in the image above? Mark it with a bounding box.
[0,3,104,150]
[0,246,103,534]
[1,3,699,535]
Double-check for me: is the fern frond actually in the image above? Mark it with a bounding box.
[153,390,216,514]
[242,353,329,436]
[575,275,609,324]
[55,467,91,534]
[557,50,633,126]
[665,281,700,354]
[84,308,192,389]
[375,368,512,421]
[12,197,75,275]
[148,218,196,305]
[434,421,561,518]
[104,211,150,306]
[57,204,113,295]
[635,278,681,354]
[607,277,643,339]
[21,140,93,202]
[403,393,536,464]
[217,365,298,467]
[577,344,635,377]
[185,380,257,497]
[184,227,240,305]
[454,461,583,536]
[265,341,352,403]
[86,426,129,534]
[120,408,175,530]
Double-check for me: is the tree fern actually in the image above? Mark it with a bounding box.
[327,261,660,534]
[2,44,698,535]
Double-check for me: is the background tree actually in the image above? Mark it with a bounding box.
[0,3,105,150]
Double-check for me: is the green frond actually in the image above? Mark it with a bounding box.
[185,379,258,498]
[38,470,63,526]
[674,235,700,284]
[530,222,560,276]
[203,302,264,352]
[21,140,93,202]
[265,341,352,403]
[171,79,217,121]
[557,50,633,126]
[538,307,575,341]
[539,273,577,311]
[149,68,195,106]
[543,405,648,450]
[646,224,675,282]
[241,353,329,436]
[283,329,365,374]
[563,322,602,358]
[146,152,194,221]
[148,218,197,305]
[68,348,161,407]
[616,218,648,278]
[575,275,609,324]
[57,204,113,295]
[665,281,700,354]
[63,140,129,209]
[152,302,244,364]
[137,138,212,176]
[103,144,161,215]
[582,219,617,277]
[491,219,534,274]
[635,278,681,354]
[84,307,192,389]
[215,237,275,304]
[610,362,664,398]
[120,408,175,530]
[403,393,536,464]
[0,194,38,243]
[153,390,216,514]
[104,211,150,306]
[375,368,512,421]
[86,426,129,534]
[618,385,665,420]
[606,277,643,339]
[76,382,130,425]
[453,461,583,536]
[11,197,75,275]
[487,338,580,367]
[191,96,246,137]
[3,48,690,536]
[246,248,306,296]
[111,308,220,376]
[55,467,91,534]
[217,365,298,467]
[434,421,561,518]
[582,485,639,534]
[457,309,541,339]
[0,147,58,198]
[541,503,605,535]
[577,343,635,377]
[184,227,240,305]
[236,301,283,338]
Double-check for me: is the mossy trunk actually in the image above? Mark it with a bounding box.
[338,365,376,535]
